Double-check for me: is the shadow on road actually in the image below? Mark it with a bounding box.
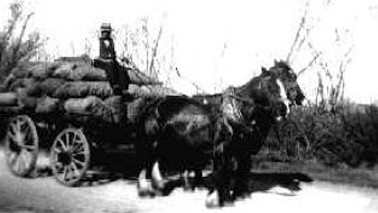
[245,172,314,194]
[20,150,314,197]
[153,171,314,200]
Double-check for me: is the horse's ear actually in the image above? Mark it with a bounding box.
[274,59,278,65]
[261,67,269,75]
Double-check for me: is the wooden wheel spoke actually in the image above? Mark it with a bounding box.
[67,133,78,151]
[12,156,21,172]
[72,158,86,168]
[70,142,81,153]
[15,119,26,137]
[17,118,26,126]
[8,152,19,167]
[9,123,21,142]
[9,123,18,135]
[57,139,68,151]
[73,150,89,157]
[72,144,86,155]
[69,162,80,178]
[53,147,63,154]
[15,119,21,133]
[65,132,72,149]
[19,152,31,168]
[7,131,18,142]
[14,153,26,173]
[22,126,32,142]
[69,132,79,150]
[22,144,36,151]
[62,166,69,181]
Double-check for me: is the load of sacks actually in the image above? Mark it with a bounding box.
[0,57,179,124]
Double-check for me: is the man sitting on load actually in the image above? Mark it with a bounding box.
[93,23,130,96]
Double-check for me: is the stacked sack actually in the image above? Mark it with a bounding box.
[0,57,179,124]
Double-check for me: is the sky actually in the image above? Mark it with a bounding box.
[1,0,378,104]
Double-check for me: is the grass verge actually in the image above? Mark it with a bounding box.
[252,155,378,189]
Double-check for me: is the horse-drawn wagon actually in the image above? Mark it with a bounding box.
[0,57,176,187]
[0,56,306,207]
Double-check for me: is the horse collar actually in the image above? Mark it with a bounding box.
[222,87,252,125]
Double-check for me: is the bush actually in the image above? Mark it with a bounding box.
[268,103,378,168]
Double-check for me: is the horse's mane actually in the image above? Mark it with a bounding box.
[273,60,292,71]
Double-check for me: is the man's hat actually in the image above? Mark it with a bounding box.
[101,23,112,32]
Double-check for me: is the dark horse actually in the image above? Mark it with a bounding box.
[135,61,300,207]
[192,60,305,201]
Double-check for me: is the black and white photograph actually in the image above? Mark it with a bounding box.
[0,0,377,212]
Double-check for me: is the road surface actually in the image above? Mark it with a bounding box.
[0,150,377,213]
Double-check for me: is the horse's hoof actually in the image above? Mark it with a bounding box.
[152,179,167,192]
[205,191,220,208]
[232,191,251,200]
[183,183,195,192]
[222,200,235,207]
[138,189,150,197]
[138,181,153,197]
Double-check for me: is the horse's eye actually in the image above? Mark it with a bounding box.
[289,71,297,79]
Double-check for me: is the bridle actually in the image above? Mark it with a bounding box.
[222,76,291,127]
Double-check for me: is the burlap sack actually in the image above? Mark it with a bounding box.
[64,96,104,115]
[16,88,37,109]
[52,62,107,81]
[36,96,61,114]
[38,78,66,97]
[0,92,18,106]
[54,81,113,99]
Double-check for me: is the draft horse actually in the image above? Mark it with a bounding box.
[135,66,292,207]
[220,60,305,199]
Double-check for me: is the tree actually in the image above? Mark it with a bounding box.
[0,0,43,83]
[286,0,355,112]
[116,16,165,80]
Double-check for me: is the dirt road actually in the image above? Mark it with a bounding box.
[0,150,377,213]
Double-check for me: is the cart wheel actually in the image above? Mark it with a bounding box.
[50,128,90,186]
[4,115,39,177]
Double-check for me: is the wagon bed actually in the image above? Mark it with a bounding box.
[0,58,173,186]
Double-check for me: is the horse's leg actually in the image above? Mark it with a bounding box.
[194,169,204,188]
[181,169,203,191]
[151,160,166,195]
[137,168,152,197]
[182,170,192,191]
[233,153,251,199]
[137,147,154,197]
[206,154,233,208]
[136,136,155,197]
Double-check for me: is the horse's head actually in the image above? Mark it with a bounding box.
[225,68,290,124]
[257,67,290,121]
[269,60,305,106]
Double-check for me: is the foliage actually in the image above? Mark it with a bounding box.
[268,103,378,169]
[0,0,43,84]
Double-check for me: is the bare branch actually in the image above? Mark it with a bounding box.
[307,42,332,79]
[297,50,321,76]
[175,67,206,93]
[286,0,310,63]
[149,24,164,78]
[291,26,312,63]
